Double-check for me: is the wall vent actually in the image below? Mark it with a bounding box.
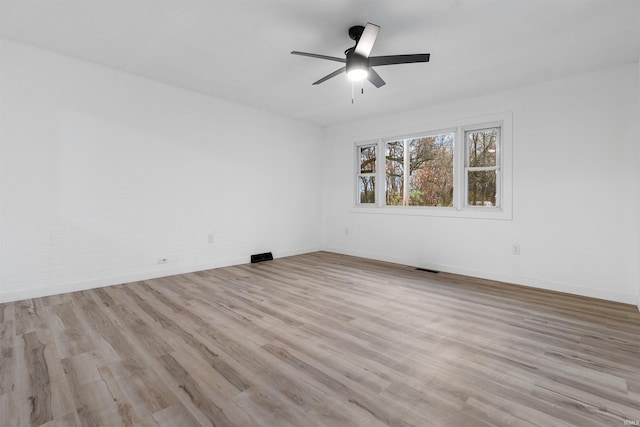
[416,267,440,274]
[251,252,273,263]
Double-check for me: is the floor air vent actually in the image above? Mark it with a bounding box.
[416,267,440,274]
[251,252,274,263]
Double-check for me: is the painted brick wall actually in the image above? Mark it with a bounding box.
[0,39,323,302]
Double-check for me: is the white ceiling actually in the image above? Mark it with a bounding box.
[2,0,640,127]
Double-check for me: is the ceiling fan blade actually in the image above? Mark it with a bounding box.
[367,68,386,88]
[354,23,380,58]
[291,51,346,63]
[312,67,346,85]
[369,54,430,67]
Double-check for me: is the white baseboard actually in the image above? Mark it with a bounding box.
[321,246,638,305]
[0,247,318,303]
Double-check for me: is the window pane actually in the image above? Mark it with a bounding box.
[467,170,497,206]
[359,176,375,204]
[359,145,376,173]
[385,141,404,205]
[408,133,454,207]
[467,128,497,167]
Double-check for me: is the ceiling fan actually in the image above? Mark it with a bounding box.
[291,23,430,88]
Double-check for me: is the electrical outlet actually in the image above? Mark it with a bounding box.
[345,227,349,235]
[158,257,169,264]
[512,243,520,255]
[208,233,214,244]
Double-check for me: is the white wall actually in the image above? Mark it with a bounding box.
[0,39,323,302]
[321,64,639,304]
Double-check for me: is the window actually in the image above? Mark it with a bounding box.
[356,144,376,204]
[353,113,512,219]
[465,127,499,207]
[385,133,454,207]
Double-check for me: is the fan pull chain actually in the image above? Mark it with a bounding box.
[351,82,366,104]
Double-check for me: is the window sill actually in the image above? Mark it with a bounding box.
[350,205,512,220]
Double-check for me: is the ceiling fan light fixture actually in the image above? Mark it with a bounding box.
[345,50,369,82]
[347,68,368,81]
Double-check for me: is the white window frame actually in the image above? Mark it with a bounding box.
[355,142,378,206]
[352,112,513,220]
[462,124,502,210]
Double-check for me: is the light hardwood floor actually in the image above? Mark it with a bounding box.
[1,251,640,426]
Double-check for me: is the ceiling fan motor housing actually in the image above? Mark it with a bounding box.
[345,48,369,75]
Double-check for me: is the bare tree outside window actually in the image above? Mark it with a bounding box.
[466,128,499,207]
[357,145,376,204]
[385,141,404,205]
[409,134,454,207]
[385,133,454,207]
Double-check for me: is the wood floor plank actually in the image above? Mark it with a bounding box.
[22,331,53,425]
[139,402,201,427]
[158,352,236,427]
[0,392,20,427]
[15,299,49,337]
[61,351,136,426]
[0,319,14,396]
[2,251,640,426]
[48,303,94,359]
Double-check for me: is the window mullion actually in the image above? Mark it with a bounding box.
[496,169,501,208]
[403,140,409,206]
[377,139,384,207]
[455,126,465,210]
